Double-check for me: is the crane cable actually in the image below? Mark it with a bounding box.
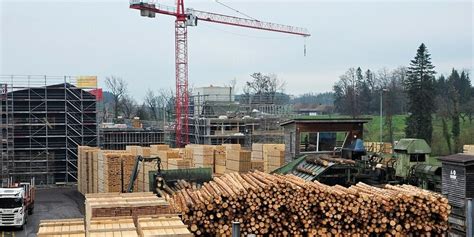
[214,0,259,21]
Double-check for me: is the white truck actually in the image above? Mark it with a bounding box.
[0,180,35,229]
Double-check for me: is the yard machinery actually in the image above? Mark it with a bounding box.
[274,138,442,192]
[126,155,212,196]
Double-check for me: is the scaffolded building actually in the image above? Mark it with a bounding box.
[0,76,98,185]
[100,128,165,150]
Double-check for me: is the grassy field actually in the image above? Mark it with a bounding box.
[364,114,474,156]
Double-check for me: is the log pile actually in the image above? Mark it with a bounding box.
[168,171,450,236]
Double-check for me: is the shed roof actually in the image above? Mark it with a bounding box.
[438,153,474,165]
[394,138,431,154]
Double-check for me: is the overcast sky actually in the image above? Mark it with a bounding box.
[1,0,472,99]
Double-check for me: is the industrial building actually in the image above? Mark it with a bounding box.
[0,76,98,185]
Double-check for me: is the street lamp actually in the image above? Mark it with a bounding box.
[380,88,389,149]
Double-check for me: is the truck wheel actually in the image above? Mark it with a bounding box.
[28,208,33,215]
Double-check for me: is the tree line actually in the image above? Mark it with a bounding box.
[333,43,473,150]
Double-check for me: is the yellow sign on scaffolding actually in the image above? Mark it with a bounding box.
[76,76,97,88]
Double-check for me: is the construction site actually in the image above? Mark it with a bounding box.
[1,0,473,237]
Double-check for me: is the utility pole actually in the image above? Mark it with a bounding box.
[380,88,388,150]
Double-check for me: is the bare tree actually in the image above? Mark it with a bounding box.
[120,95,137,119]
[105,76,127,120]
[144,89,160,120]
[243,73,286,104]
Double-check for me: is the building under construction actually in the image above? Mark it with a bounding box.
[0,76,98,185]
[185,86,286,147]
[100,128,165,150]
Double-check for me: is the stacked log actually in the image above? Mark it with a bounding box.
[168,171,450,236]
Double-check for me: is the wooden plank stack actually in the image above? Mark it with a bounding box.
[97,151,137,193]
[262,144,285,172]
[37,219,85,237]
[169,171,450,236]
[168,159,192,170]
[154,150,180,170]
[464,144,474,154]
[364,142,393,154]
[192,145,215,169]
[84,192,174,235]
[78,143,286,195]
[136,215,193,237]
[225,150,251,173]
[251,143,264,161]
[78,146,99,195]
[38,194,190,237]
[89,217,138,237]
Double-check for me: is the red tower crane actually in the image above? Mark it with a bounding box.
[130,0,310,147]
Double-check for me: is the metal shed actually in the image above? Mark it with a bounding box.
[438,153,474,236]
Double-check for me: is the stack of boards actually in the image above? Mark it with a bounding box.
[364,142,393,154]
[37,192,191,237]
[464,144,474,154]
[78,143,286,195]
[251,143,285,173]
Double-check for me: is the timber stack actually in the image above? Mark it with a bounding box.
[169,171,450,236]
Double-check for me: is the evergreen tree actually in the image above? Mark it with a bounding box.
[404,43,436,144]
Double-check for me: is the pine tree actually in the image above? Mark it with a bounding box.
[404,43,436,144]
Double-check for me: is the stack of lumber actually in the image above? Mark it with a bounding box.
[214,152,227,175]
[37,219,85,237]
[77,146,99,195]
[464,144,474,154]
[168,159,192,170]
[251,143,264,161]
[262,144,285,172]
[169,171,450,236]
[84,192,174,233]
[97,151,137,193]
[154,149,180,169]
[137,215,193,237]
[127,145,151,157]
[364,142,393,154]
[88,217,138,237]
[150,144,170,153]
[38,197,190,237]
[192,145,215,169]
[225,149,251,173]
[222,144,241,150]
[137,160,157,192]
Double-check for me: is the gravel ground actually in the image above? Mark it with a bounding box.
[0,187,84,237]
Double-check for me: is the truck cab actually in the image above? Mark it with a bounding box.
[0,187,27,228]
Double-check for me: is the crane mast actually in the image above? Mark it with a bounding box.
[130,0,310,147]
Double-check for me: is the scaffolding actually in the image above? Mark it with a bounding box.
[100,128,165,150]
[0,75,98,185]
[185,116,284,147]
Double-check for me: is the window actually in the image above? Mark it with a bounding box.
[409,154,426,162]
